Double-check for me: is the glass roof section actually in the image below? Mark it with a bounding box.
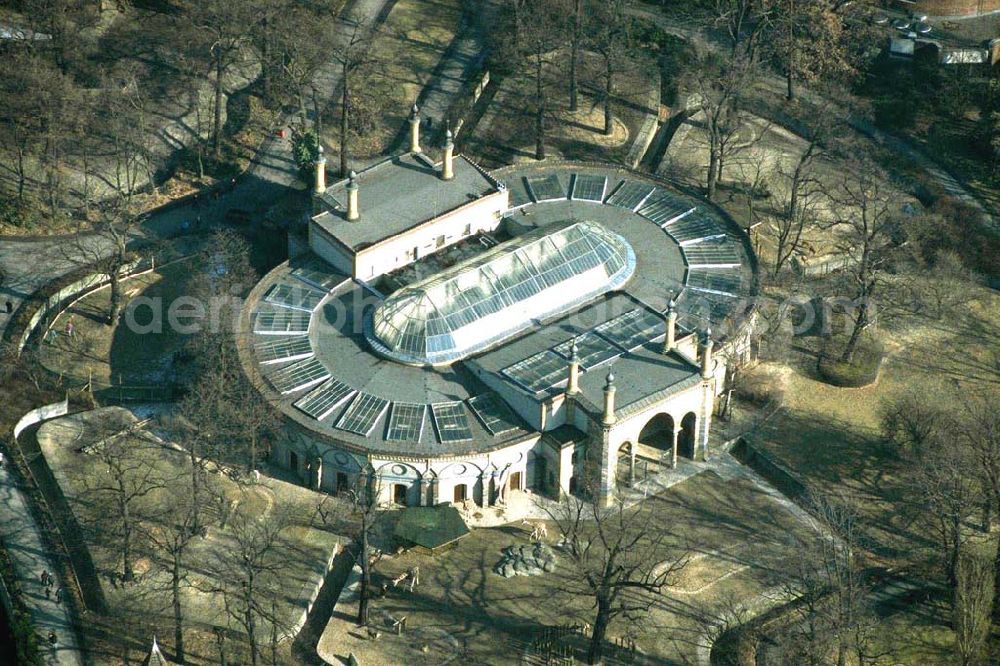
[367,220,636,365]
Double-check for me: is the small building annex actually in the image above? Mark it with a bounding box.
[239,107,758,508]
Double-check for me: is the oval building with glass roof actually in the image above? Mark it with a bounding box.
[239,121,758,508]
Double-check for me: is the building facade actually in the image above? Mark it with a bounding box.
[239,118,758,507]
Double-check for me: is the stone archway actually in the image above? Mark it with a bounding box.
[679,412,697,459]
[638,413,675,453]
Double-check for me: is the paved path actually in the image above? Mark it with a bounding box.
[417,16,486,145]
[0,459,82,665]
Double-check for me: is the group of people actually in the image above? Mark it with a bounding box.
[38,570,65,649]
[39,569,65,604]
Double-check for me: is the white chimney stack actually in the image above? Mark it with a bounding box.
[409,103,421,153]
[314,145,327,195]
[441,128,454,181]
[346,170,359,221]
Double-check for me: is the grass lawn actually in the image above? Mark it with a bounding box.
[464,49,655,169]
[38,256,202,390]
[321,0,464,159]
[733,282,1000,662]
[320,469,820,665]
[36,407,344,665]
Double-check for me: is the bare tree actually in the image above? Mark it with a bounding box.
[270,4,341,132]
[144,493,207,664]
[713,0,772,62]
[906,429,983,590]
[342,469,383,627]
[589,0,635,136]
[957,397,1000,533]
[954,547,994,666]
[824,150,902,362]
[213,504,292,666]
[546,481,688,664]
[84,418,168,583]
[686,50,760,201]
[775,493,876,666]
[182,0,261,160]
[568,0,583,112]
[332,17,376,177]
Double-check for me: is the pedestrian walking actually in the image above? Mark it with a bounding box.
[0,450,5,468]
[47,630,57,646]
[55,586,64,605]
[4,300,12,314]
[40,570,50,586]
[65,318,75,338]
[44,586,50,600]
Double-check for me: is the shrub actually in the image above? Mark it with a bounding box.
[816,338,883,388]
[292,128,321,175]
[733,369,785,406]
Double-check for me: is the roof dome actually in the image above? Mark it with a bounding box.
[367,220,636,365]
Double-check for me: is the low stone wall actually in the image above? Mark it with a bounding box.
[12,398,69,441]
[626,74,663,169]
[729,438,807,500]
[900,0,1000,17]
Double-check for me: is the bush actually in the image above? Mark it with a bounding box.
[816,338,883,388]
[733,369,785,406]
[292,128,321,175]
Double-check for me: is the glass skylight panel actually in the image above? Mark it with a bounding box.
[266,357,330,394]
[606,180,655,211]
[681,239,742,267]
[570,174,607,202]
[508,178,533,208]
[254,336,314,365]
[525,174,566,202]
[369,221,636,365]
[666,215,724,244]
[686,267,742,296]
[290,257,348,292]
[293,378,356,420]
[254,308,310,335]
[594,307,665,352]
[468,393,522,436]
[337,393,390,436]
[431,402,474,443]
[638,193,695,226]
[264,282,325,312]
[553,332,623,370]
[385,402,426,442]
[502,350,569,395]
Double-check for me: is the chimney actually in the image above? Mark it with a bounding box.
[602,368,617,426]
[663,299,677,354]
[409,103,421,153]
[346,170,359,221]
[314,145,327,195]
[566,339,580,395]
[441,128,454,181]
[700,328,714,380]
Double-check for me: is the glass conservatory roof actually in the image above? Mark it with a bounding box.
[367,220,636,365]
